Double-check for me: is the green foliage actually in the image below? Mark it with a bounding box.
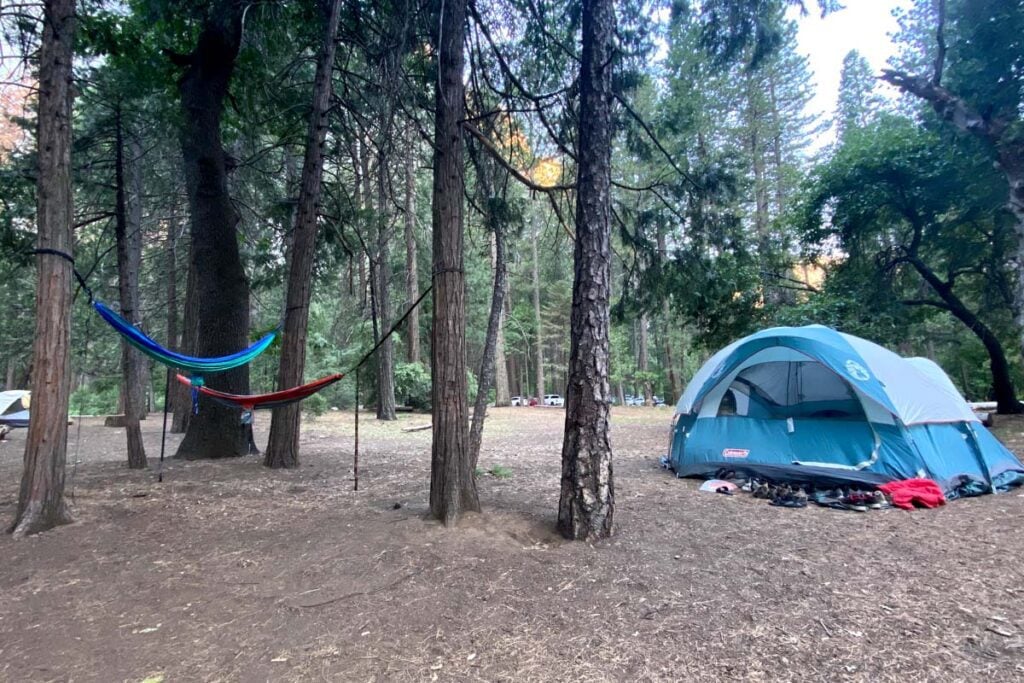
[70,381,121,416]
[395,362,431,410]
[488,465,513,479]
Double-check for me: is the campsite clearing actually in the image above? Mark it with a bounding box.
[2,407,1024,681]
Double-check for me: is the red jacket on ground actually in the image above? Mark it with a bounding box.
[879,478,946,510]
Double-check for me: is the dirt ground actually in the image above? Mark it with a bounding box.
[1,407,1024,682]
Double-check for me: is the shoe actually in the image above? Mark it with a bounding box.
[841,491,869,512]
[753,483,771,499]
[792,488,809,506]
[869,491,886,509]
[769,489,808,508]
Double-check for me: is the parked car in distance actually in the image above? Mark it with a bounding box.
[625,395,644,406]
[543,394,564,407]
[653,395,666,407]
[510,396,523,406]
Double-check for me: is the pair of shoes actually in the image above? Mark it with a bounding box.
[841,490,872,512]
[752,482,772,499]
[770,487,808,508]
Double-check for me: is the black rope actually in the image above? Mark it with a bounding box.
[29,248,95,303]
[343,283,432,377]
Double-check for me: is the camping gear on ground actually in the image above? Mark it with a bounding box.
[0,390,30,429]
[667,325,1024,496]
[698,479,737,494]
[879,478,946,510]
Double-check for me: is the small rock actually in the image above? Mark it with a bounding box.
[393,502,403,510]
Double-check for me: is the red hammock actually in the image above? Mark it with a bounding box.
[176,373,344,411]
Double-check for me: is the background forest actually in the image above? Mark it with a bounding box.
[0,0,1020,423]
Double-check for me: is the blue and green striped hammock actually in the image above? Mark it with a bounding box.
[93,301,277,374]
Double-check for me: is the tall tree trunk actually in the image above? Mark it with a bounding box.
[768,71,786,216]
[359,140,373,315]
[166,200,187,427]
[114,110,147,469]
[376,150,397,421]
[264,0,344,468]
[469,223,507,469]
[558,0,615,542]
[404,139,421,365]
[638,313,653,405]
[746,77,769,249]
[655,229,679,402]
[492,233,511,407]
[172,1,253,459]
[11,0,76,537]
[171,250,198,433]
[531,228,545,401]
[662,300,679,402]
[429,0,480,525]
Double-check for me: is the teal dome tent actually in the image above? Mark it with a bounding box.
[668,326,1024,494]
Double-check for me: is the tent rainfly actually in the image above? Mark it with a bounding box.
[668,325,1024,494]
[0,390,30,429]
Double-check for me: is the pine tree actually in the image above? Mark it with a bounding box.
[835,50,879,140]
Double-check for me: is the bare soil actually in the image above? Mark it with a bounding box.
[2,407,1024,682]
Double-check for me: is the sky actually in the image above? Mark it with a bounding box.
[793,0,912,136]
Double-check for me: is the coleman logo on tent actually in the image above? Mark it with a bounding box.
[722,448,749,458]
[844,359,871,381]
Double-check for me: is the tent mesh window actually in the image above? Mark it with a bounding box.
[720,361,865,420]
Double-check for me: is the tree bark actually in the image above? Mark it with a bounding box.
[404,139,421,365]
[172,1,253,459]
[492,233,511,406]
[558,0,615,542]
[264,0,344,468]
[531,227,545,401]
[11,0,76,537]
[375,150,397,421]
[166,199,188,428]
[469,223,507,470]
[171,248,198,433]
[638,313,653,405]
[767,71,786,216]
[745,74,769,247]
[114,109,147,469]
[662,299,680,402]
[429,0,480,525]
[656,229,679,402]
